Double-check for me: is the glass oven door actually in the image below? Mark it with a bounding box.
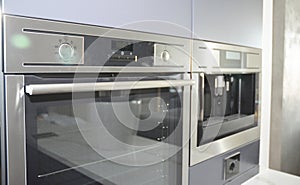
[24,74,192,185]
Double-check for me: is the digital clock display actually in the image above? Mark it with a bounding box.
[111,40,133,51]
[225,51,241,61]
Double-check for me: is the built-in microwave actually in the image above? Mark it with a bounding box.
[190,40,261,166]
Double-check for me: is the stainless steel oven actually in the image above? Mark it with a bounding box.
[1,15,194,185]
[190,40,261,166]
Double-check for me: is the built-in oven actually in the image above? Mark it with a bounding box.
[190,40,261,166]
[1,15,194,185]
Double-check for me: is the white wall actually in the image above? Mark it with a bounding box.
[2,0,192,38]
[193,0,263,48]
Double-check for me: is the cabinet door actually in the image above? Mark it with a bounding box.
[3,0,192,38]
[193,0,263,48]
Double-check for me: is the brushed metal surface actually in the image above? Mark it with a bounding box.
[246,53,261,68]
[195,68,261,74]
[154,43,186,67]
[281,0,300,175]
[181,73,191,185]
[5,75,26,185]
[25,80,195,95]
[0,11,6,185]
[0,73,5,185]
[192,39,262,73]
[14,30,84,65]
[270,0,300,176]
[3,15,191,73]
[190,127,260,166]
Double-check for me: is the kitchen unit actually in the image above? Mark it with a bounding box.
[0,14,263,185]
[0,1,266,184]
[189,40,262,185]
[1,0,300,185]
[1,15,194,185]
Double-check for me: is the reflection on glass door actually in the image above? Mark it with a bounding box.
[25,79,184,185]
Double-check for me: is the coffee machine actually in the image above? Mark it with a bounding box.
[189,40,261,185]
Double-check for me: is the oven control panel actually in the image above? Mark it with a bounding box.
[58,43,74,61]
[154,43,183,67]
[6,30,84,65]
[4,15,191,73]
[52,35,84,64]
[54,36,83,64]
[83,37,184,67]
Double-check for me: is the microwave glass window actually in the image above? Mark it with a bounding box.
[198,73,258,146]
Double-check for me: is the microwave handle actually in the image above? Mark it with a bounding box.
[199,73,205,122]
[25,79,195,95]
[196,73,205,146]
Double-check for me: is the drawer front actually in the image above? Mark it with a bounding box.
[189,141,259,185]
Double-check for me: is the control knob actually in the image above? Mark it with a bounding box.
[58,43,74,61]
[161,50,170,62]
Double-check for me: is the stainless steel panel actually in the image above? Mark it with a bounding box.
[190,127,260,166]
[10,30,84,65]
[192,45,220,68]
[5,75,26,185]
[25,80,195,95]
[0,11,6,185]
[269,0,285,171]
[10,66,190,74]
[190,73,200,164]
[154,43,187,67]
[270,0,300,175]
[246,53,261,68]
[0,73,6,185]
[181,73,191,185]
[192,39,262,73]
[3,15,191,73]
[195,68,261,74]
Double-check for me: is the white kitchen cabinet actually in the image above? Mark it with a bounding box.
[193,0,263,48]
[3,0,192,38]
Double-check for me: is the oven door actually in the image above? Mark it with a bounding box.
[5,74,192,185]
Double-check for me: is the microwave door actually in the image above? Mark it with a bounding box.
[199,73,258,140]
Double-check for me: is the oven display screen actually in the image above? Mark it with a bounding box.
[111,40,133,51]
[225,51,241,61]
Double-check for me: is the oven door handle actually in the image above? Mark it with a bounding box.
[25,80,195,95]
